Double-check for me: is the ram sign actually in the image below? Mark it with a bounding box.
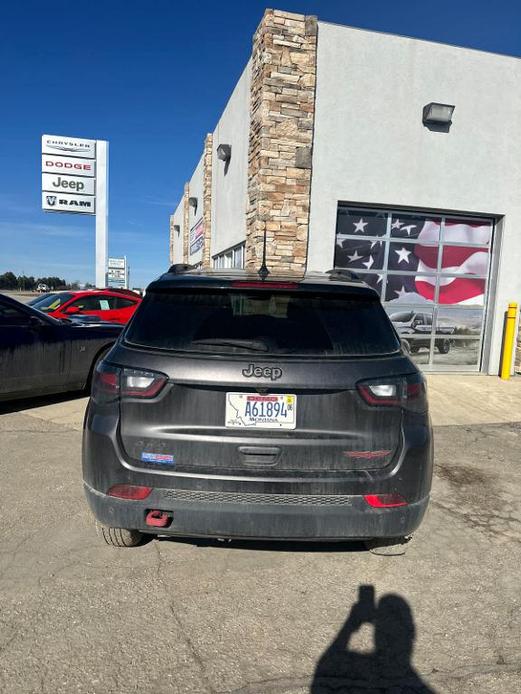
[42,192,96,214]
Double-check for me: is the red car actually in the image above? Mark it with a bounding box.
[29,288,141,324]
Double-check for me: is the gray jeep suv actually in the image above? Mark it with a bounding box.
[82,266,433,548]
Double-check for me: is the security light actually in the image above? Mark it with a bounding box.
[217,144,231,162]
[173,224,180,235]
[188,197,198,212]
[423,103,455,126]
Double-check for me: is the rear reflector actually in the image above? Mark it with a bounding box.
[108,484,152,500]
[364,494,407,508]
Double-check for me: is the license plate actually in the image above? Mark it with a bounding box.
[225,393,297,429]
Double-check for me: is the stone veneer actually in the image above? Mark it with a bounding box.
[202,133,213,268]
[245,9,317,274]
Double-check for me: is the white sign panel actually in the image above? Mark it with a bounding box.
[108,257,125,269]
[42,192,95,215]
[108,268,126,280]
[42,134,96,159]
[42,154,95,177]
[42,173,95,196]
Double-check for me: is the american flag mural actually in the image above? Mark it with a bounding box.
[335,209,491,306]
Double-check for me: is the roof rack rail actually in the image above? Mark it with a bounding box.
[326,268,361,281]
[167,263,199,274]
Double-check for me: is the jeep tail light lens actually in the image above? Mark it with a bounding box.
[121,369,168,398]
[92,363,120,403]
[364,493,407,508]
[92,363,168,403]
[357,375,427,412]
[108,484,152,500]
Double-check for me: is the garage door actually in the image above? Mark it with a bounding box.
[334,205,494,371]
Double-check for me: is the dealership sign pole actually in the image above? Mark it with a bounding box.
[41,134,108,287]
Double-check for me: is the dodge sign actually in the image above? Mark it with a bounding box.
[42,154,95,177]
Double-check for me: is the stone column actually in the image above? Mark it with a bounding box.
[183,182,190,264]
[169,214,176,264]
[246,9,317,274]
[202,133,213,268]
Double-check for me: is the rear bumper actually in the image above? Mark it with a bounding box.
[84,482,429,540]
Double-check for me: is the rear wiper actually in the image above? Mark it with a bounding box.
[191,338,269,352]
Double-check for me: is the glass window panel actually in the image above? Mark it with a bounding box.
[443,219,492,246]
[385,273,435,303]
[388,241,438,275]
[334,237,385,271]
[386,307,434,349]
[437,275,485,305]
[390,214,441,241]
[435,308,483,337]
[352,272,384,297]
[336,207,387,238]
[441,245,488,276]
[432,339,481,366]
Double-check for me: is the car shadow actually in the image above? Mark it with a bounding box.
[156,535,366,553]
[0,389,88,415]
[311,585,434,693]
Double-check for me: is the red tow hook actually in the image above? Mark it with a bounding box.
[145,510,172,528]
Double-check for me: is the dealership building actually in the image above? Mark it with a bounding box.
[169,8,521,374]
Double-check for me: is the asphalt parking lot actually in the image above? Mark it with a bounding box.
[1,378,521,693]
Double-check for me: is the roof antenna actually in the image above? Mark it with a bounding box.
[258,217,270,280]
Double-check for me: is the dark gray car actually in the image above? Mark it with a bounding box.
[0,293,122,402]
[83,267,433,549]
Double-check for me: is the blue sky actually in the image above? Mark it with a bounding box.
[1,0,520,288]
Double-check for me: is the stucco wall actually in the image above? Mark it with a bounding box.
[170,198,184,263]
[211,61,251,258]
[309,22,521,373]
[188,154,204,265]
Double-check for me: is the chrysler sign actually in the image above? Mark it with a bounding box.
[42,173,95,195]
[42,135,96,159]
[42,192,95,214]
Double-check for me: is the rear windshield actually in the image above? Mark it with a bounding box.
[125,289,400,358]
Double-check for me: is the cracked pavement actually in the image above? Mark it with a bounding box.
[1,400,521,693]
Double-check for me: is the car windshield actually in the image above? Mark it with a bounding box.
[390,311,414,322]
[125,288,400,357]
[29,293,74,311]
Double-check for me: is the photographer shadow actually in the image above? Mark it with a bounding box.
[311,586,434,693]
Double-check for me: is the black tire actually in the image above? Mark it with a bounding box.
[437,339,451,354]
[95,521,143,547]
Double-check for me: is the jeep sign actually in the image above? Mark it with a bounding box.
[41,192,95,215]
[42,173,95,196]
[42,154,95,177]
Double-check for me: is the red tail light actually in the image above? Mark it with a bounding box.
[231,281,299,289]
[364,494,407,508]
[357,375,427,412]
[92,363,167,402]
[108,484,152,500]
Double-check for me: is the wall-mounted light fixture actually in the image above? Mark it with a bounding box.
[217,144,232,163]
[173,224,180,236]
[188,197,198,213]
[423,102,455,126]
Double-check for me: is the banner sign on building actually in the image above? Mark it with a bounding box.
[189,219,204,255]
[107,257,127,287]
